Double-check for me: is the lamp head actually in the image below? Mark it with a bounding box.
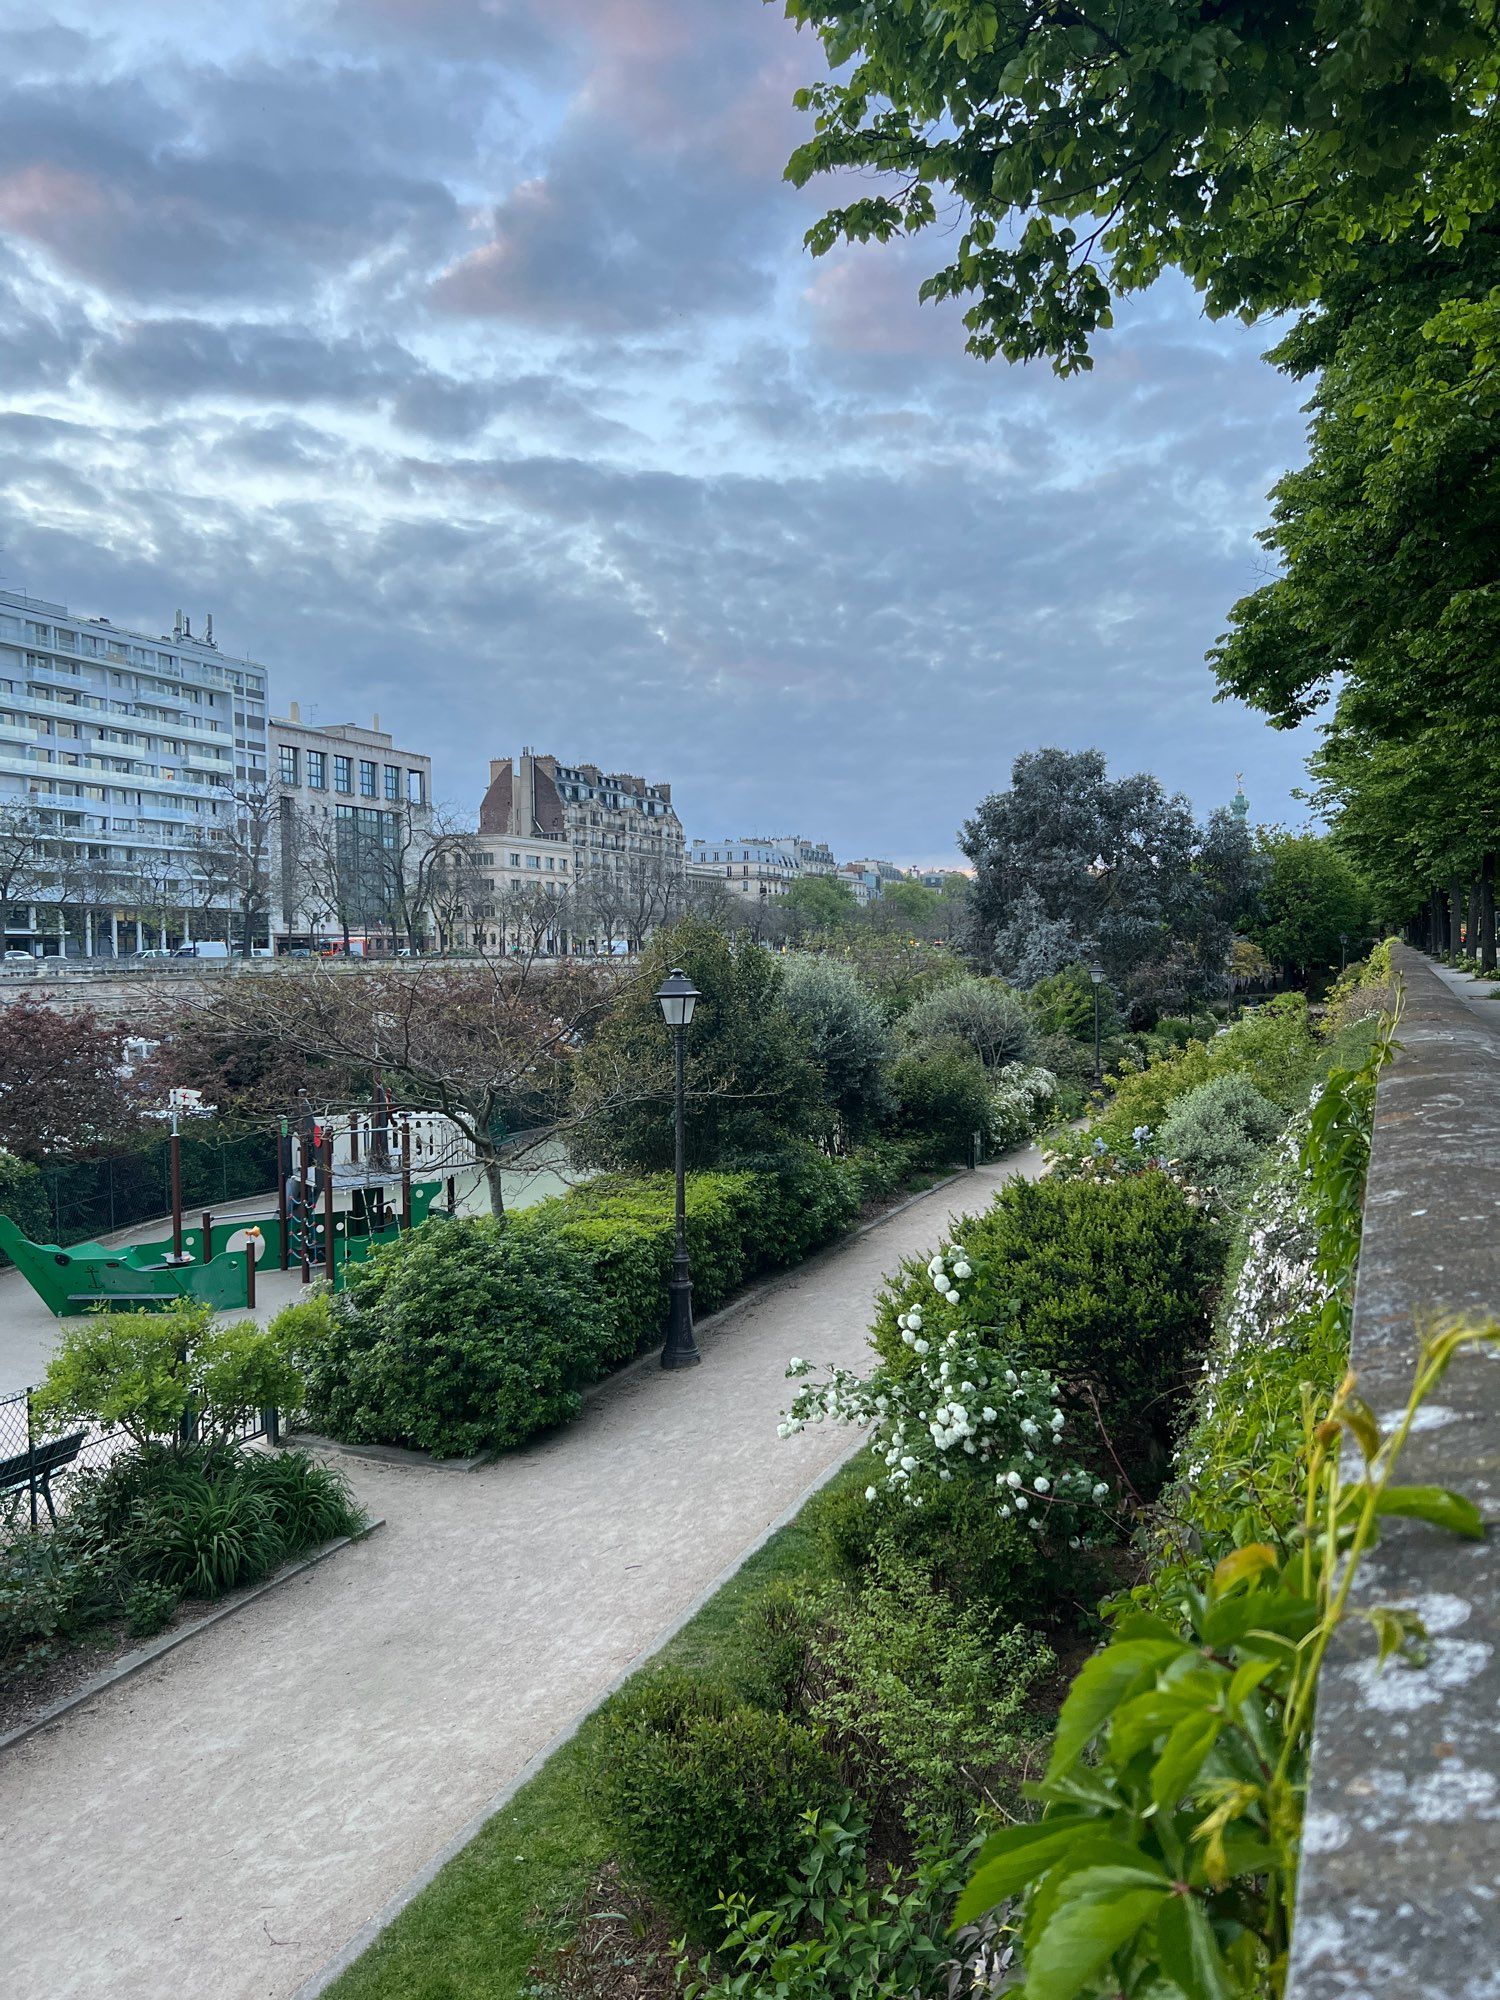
[1089,963,1104,986]
[655,967,700,1028]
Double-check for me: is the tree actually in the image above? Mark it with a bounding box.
[868,878,942,939]
[0,998,140,1160]
[0,797,47,931]
[569,916,822,1171]
[901,977,1034,1070]
[198,956,615,1213]
[1248,833,1372,980]
[779,953,891,1141]
[961,748,1213,988]
[784,873,857,935]
[781,2,1499,372]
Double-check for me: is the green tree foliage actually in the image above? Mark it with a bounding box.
[569,917,821,1171]
[784,872,858,933]
[961,748,1239,993]
[1211,230,1500,939]
[33,1299,303,1447]
[1249,832,1373,977]
[779,953,892,1137]
[901,976,1034,1069]
[780,1,1499,372]
[885,1047,993,1163]
[1027,963,1115,1042]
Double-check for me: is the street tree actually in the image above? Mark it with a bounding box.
[0,999,140,1160]
[781,2,1499,372]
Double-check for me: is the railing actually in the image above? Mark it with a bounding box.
[0,1385,273,1540]
[1287,947,1500,1997]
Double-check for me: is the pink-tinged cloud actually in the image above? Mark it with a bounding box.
[0,162,113,246]
[802,248,969,358]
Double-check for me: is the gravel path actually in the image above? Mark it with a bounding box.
[0,1148,1043,2000]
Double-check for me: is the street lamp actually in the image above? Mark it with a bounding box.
[656,968,702,1370]
[1339,931,1349,973]
[1089,963,1105,1089]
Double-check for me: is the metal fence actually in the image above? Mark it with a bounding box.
[0,1384,272,1540]
[39,1128,280,1247]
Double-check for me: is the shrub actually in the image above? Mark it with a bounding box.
[1157,1070,1284,1201]
[886,1048,992,1164]
[32,1299,305,1448]
[302,1216,614,1457]
[987,1061,1057,1153]
[870,1174,1220,1463]
[124,1578,178,1640]
[779,954,892,1136]
[813,1469,1053,1624]
[1026,963,1116,1041]
[591,1668,844,1929]
[800,1553,1051,1837]
[0,1149,50,1257]
[902,977,1034,1070]
[0,1528,126,1679]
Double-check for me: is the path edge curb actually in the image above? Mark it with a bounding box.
[289,1446,866,2000]
[0,1515,386,1756]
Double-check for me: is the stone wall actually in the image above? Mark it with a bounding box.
[1288,947,1500,1996]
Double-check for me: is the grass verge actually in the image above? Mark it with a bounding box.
[324,1453,874,2000]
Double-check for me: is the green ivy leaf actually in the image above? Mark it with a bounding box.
[952,1818,1092,1927]
[1156,1891,1234,2000]
[1046,1640,1182,1781]
[1023,1872,1170,2000]
[1150,1713,1224,1813]
[1374,1484,1485,1540]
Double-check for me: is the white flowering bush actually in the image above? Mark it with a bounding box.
[783,1249,1110,1545]
[986,1061,1057,1153]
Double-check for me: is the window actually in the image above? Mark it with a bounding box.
[384,764,400,801]
[508,851,521,868]
[334,755,352,793]
[278,745,300,786]
[407,768,425,806]
[359,759,376,797]
[526,854,540,869]
[306,750,326,790]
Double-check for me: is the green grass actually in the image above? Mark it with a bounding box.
[326,1453,872,2000]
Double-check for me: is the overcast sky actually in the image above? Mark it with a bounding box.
[0,1,1320,866]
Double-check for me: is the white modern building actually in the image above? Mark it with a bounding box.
[0,589,269,955]
[688,836,801,902]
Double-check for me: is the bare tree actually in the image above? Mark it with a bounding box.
[0,797,47,940]
[425,829,488,952]
[200,953,619,1213]
[219,781,278,954]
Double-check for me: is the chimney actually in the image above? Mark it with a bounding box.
[372,712,380,733]
[289,700,301,723]
[204,613,214,647]
[183,614,192,639]
[173,610,183,641]
[489,758,508,785]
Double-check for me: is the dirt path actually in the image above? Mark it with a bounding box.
[0,1149,1044,2000]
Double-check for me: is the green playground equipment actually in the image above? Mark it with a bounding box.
[0,1180,448,1316]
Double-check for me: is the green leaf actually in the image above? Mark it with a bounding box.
[1210,1543,1278,1595]
[1023,1875,1169,2000]
[952,1819,1091,1927]
[1150,1714,1223,1813]
[1046,1640,1182,1781]
[1156,1892,1234,2000]
[1374,1483,1485,1540]
[1340,1392,1382,1464]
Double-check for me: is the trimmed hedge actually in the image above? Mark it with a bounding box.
[511,1141,927,1364]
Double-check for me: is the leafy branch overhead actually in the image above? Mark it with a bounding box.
[779,0,1500,370]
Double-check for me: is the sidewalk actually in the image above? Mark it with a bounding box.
[0,1147,1044,2000]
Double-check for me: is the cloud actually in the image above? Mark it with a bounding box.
[0,0,1321,867]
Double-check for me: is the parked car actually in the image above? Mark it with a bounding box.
[174,941,231,960]
[134,947,176,961]
[3,948,36,963]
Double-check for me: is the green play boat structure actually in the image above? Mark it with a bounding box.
[0,1180,448,1316]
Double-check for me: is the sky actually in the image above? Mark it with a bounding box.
[0,0,1322,868]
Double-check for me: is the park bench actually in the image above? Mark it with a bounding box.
[0,1430,88,1523]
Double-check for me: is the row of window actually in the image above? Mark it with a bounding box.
[278,745,426,804]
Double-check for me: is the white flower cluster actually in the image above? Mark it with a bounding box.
[782,1280,1108,1539]
[988,1063,1058,1153]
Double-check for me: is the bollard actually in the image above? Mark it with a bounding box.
[244,1241,256,1308]
[201,1209,214,1262]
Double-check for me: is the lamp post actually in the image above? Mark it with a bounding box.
[1339,931,1349,973]
[656,968,702,1370]
[1089,963,1104,1089]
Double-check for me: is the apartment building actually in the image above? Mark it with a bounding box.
[428,829,574,955]
[687,835,801,902]
[269,705,432,947]
[479,750,683,945]
[0,589,268,954]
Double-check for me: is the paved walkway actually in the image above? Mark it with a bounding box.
[0,1147,1045,2000]
[1426,956,1500,1031]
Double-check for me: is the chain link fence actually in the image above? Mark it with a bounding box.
[37,1127,280,1247]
